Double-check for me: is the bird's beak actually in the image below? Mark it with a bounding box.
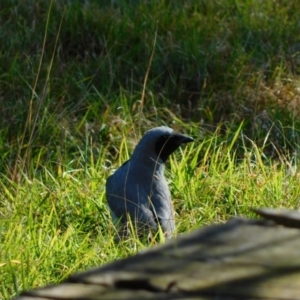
[177,134,194,145]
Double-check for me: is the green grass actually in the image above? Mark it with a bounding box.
[1,0,300,298]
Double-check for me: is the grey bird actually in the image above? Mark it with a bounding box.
[106,126,194,239]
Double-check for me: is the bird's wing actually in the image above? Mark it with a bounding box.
[106,172,157,229]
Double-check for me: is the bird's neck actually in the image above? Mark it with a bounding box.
[131,152,165,176]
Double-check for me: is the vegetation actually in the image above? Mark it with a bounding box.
[1,0,300,298]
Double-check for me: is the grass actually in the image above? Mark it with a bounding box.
[1,0,300,298]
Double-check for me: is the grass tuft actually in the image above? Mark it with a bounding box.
[1,0,300,298]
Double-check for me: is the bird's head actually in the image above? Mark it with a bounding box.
[132,126,194,164]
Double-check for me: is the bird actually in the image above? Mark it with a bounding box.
[106,126,194,240]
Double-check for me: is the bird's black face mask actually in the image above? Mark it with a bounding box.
[154,134,186,163]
